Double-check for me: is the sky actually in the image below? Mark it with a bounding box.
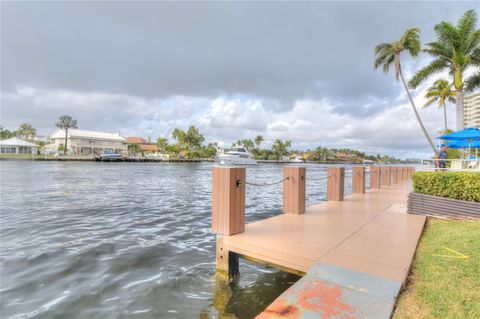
[1,1,478,159]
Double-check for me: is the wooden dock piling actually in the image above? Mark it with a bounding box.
[211,166,246,236]
[352,166,365,194]
[212,166,245,278]
[370,166,381,189]
[283,166,306,214]
[391,167,398,184]
[327,167,345,201]
[381,167,391,187]
[396,167,403,183]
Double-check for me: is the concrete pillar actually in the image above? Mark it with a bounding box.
[211,166,246,236]
[352,166,365,194]
[381,167,391,187]
[283,166,306,214]
[327,167,345,201]
[370,166,381,189]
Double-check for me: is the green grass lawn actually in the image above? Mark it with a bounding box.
[394,219,480,319]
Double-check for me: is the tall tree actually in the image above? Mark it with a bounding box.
[0,126,15,139]
[172,128,188,156]
[409,9,480,130]
[423,79,455,133]
[254,135,264,148]
[55,115,78,154]
[16,123,37,141]
[271,139,291,160]
[171,126,205,158]
[156,137,169,151]
[374,28,438,154]
[241,139,254,152]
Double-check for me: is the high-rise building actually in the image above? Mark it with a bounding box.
[464,92,480,129]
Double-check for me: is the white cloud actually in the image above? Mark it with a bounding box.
[1,85,454,159]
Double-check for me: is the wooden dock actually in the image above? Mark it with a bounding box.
[211,166,425,319]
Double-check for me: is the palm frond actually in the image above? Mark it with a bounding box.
[458,9,477,46]
[434,21,460,48]
[401,28,421,56]
[423,97,437,109]
[465,71,480,93]
[408,58,448,89]
[424,41,452,58]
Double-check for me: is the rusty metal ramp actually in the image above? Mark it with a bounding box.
[257,263,402,319]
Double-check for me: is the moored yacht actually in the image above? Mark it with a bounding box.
[290,155,304,163]
[215,146,257,165]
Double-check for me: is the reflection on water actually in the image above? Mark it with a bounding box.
[0,161,353,318]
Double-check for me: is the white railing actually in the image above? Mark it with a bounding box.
[420,159,480,172]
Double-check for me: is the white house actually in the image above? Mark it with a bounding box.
[0,137,38,154]
[49,129,127,155]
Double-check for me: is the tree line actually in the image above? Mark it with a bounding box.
[140,128,400,163]
[0,124,37,142]
[2,118,401,163]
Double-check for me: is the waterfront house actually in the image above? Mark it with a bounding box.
[126,137,162,155]
[0,137,38,154]
[49,129,127,155]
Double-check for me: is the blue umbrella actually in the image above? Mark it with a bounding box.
[446,140,480,149]
[438,128,480,141]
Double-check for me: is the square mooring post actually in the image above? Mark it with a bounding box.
[396,166,403,183]
[391,167,397,184]
[212,166,245,278]
[370,166,381,189]
[352,166,365,194]
[283,166,306,214]
[381,167,391,187]
[402,167,408,182]
[327,167,345,201]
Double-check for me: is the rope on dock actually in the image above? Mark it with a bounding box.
[307,174,334,181]
[246,177,289,187]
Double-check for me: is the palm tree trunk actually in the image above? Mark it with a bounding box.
[455,89,464,130]
[64,127,68,155]
[398,65,438,155]
[443,104,448,134]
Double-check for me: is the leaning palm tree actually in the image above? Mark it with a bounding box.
[423,79,455,133]
[409,9,480,130]
[55,115,78,154]
[374,28,437,154]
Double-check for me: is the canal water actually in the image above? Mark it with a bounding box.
[0,161,356,318]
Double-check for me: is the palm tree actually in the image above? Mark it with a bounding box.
[409,9,480,130]
[55,115,78,154]
[172,128,188,156]
[374,28,437,154]
[156,137,169,151]
[254,135,264,148]
[423,79,455,133]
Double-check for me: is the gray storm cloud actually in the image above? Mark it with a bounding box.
[2,1,475,109]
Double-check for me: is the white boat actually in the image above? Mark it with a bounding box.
[290,156,304,163]
[96,150,123,161]
[215,146,257,165]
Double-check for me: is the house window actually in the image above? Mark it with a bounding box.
[1,147,16,154]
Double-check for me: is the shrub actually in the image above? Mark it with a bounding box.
[413,171,480,202]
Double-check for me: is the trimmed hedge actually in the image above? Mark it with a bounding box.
[413,171,480,202]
